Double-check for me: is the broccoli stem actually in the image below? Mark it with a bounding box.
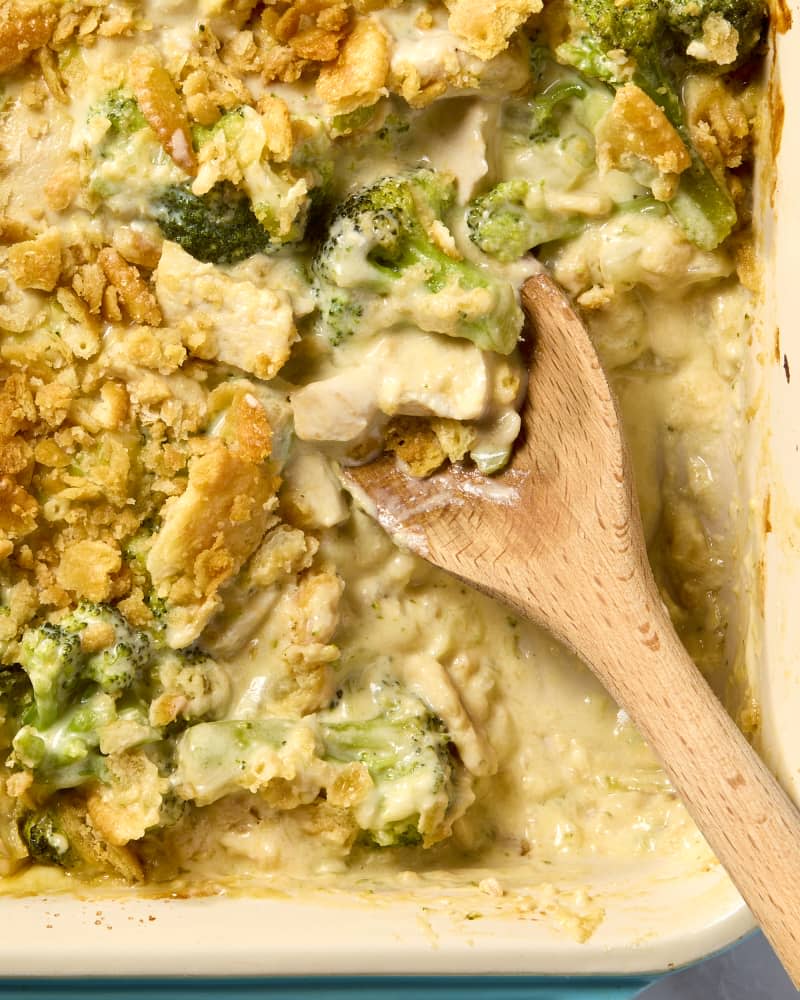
[631,51,737,250]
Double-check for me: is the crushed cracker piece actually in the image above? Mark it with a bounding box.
[44,161,81,212]
[385,416,447,477]
[130,46,197,176]
[0,1,56,75]
[595,84,691,201]
[56,539,122,602]
[444,0,542,60]
[6,228,61,291]
[98,247,163,327]
[257,93,295,161]
[316,18,389,113]
[147,441,280,647]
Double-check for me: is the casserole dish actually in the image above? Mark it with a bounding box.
[0,0,792,992]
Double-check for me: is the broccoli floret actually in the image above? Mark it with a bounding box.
[87,89,147,145]
[61,603,153,698]
[178,105,318,257]
[0,667,35,731]
[664,0,766,64]
[558,0,766,248]
[10,605,159,787]
[312,169,523,354]
[13,690,114,790]
[152,182,276,265]
[175,682,461,848]
[320,683,455,847]
[21,808,74,867]
[16,623,83,729]
[467,180,585,261]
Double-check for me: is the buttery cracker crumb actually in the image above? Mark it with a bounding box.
[130,46,197,176]
[98,248,162,326]
[44,161,81,212]
[80,621,116,653]
[257,93,294,161]
[384,416,446,477]
[316,18,389,113]
[0,1,57,75]
[6,228,61,291]
[444,0,542,60]
[56,539,122,602]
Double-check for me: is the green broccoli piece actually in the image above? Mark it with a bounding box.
[174,682,461,847]
[61,603,153,698]
[152,182,276,265]
[13,690,114,790]
[466,180,585,261]
[558,0,766,248]
[320,684,455,847]
[312,169,523,353]
[88,89,147,146]
[16,623,83,729]
[505,48,591,143]
[10,604,159,787]
[0,667,35,730]
[664,0,766,64]
[21,808,74,867]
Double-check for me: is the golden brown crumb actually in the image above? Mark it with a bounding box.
[0,218,35,245]
[56,539,122,602]
[316,18,389,112]
[384,416,447,477]
[595,83,691,200]
[111,227,163,270]
[97,248,163,327]
[147,440,280,646]
[129,46,197,176]
[0,1,56,75]
[431,418,475,463]
[257,93,295,161]
[443,0,542,60]
[6,228,62,291]
[44,161,81,212]
[35,45,66,102]
[80,620,116,653]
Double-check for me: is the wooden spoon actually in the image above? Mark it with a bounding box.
[343,273,800,985]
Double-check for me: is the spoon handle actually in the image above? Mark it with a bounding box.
[511,274,800,984]
[540,576,800,987]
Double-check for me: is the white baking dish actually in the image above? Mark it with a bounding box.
[0,5,794,982]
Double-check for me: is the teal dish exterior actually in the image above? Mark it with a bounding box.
[0,977,655,998]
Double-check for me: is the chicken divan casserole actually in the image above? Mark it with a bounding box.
[0,0,767,898]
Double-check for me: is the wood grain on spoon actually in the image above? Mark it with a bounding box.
[344,273,800,986]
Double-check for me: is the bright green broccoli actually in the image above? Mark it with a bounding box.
[467,180,585,261]
[13,690,115,790]
[558,0,766,248]
[320,683,456,847]
[63,604,153,698]
[16,603,154,727]
[87,89,147,153]
[152,182,276,265]
[312,169,523,353]
[174,682,461,848]
[9,604,159,789]
[15,623,84,729]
